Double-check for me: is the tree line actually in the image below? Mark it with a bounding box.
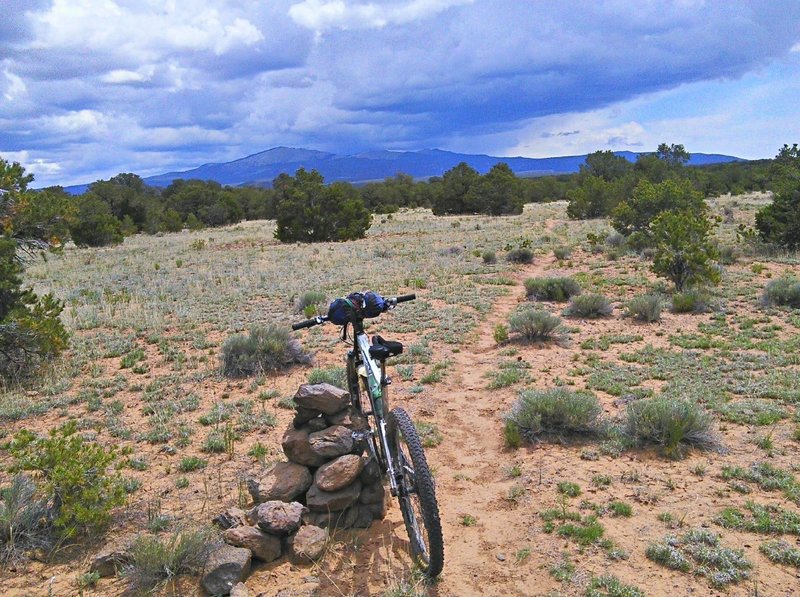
[0,143,791,248]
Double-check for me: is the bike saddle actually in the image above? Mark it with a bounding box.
[370,335,403,359]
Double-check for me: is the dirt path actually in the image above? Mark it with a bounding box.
[399,263,549,596]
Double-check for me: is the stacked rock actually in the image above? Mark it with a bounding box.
[207,502,328,594]
[248,382,387,530]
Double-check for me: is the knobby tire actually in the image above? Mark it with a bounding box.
[387,407,444,578]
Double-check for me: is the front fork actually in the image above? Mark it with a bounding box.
[348,348,402,498]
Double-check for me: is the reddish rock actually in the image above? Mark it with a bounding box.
[308,425,354,459]
[294,383,350,415]
[248,501,307,536]
[287,525,328,564]
[315,454,365,492]
[306,480,362,512]
[247,462,312,503]
[282,426,326,467]
[223,525,282,562]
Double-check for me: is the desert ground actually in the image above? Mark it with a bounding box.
[1,196,799,596]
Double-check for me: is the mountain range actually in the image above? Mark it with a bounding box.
[65,147,743,193]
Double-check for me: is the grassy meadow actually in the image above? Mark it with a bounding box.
[2,195,800,596]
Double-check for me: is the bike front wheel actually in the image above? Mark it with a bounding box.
[387,407,444,577]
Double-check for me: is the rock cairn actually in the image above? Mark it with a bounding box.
[249,382,388,529]
[199,383,387,594]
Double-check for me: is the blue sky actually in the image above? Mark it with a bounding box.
[1,0,799,187]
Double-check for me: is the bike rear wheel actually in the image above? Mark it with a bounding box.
[387,407,444,577]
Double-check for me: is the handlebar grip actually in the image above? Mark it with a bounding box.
[396,294,416,303]
[292,319,318,330]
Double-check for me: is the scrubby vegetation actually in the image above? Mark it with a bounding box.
[3,143,800,594]
[505,388,602,442]
[564,293,613,318]
[524,276,581,301]
[625,397,718,459]
[508,307,563,341]
[625,294,662,322]
[221,324,312,377]
[7,421,127,538]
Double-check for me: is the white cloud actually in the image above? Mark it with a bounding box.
[2,68,27,101]
[101,67,155,84]
[289,0,472,33]
[40,110,109,136]
[29,1,266,58]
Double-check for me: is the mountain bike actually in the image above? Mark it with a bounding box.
[292,292,444,577]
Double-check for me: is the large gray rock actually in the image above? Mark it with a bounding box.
[287,525,328,564]
[293,407,321,428]
[308,425,354,459]
[282,426,327,467]
[306,480,362,512]
[302,504,373,530]
[223,525,282,562]
[358,457,382,485]
[315,454,365,492]
[247,462,312,503]
[358,480,385,505]
[248,501,307,536]
[325,407,369,431]
[201,545,251,596]
[294,383,350,415]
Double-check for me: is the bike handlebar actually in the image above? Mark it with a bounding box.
[291,315,328,331]
[291,293,416,330]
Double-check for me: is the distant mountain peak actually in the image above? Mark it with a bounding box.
[61,147,744,194]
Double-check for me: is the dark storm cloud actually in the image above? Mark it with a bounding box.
[2,0,800,186]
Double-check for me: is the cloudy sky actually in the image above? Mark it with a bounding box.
[2,0,800,187]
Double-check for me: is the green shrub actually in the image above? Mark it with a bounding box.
[760,540,800,567]
[671,289,712,313]
[611,178,707,246]
[178,456,207,472]
[646,529,751,588]
[585,575,644,597]
[123,527,218,594]
[221,324,312,377]
[761,276,800,308]
[564,293,613,318]
[503,421,522,448]
[482,250,497,264]
[506,248,533,264]
[506,388,602,441]
[307,366,347,389]
[492,323,508,344]
[295,290,327,313]
[524,277,581,302]
[0,239,69,382]
[557,482,581,497]
[625,397,718,459]
[508,308,562,341]
[625,294,662,322]
[7,421,126,538]
[608,501,633,517]
[274,169,371,242]
[755,145,800,248]
[553,246,571,260]
[0,474,52,563]
[650,210,721,291]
